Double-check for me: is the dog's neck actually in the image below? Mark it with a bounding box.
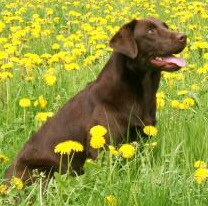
[95,51,161,127]
[99,52,161,97]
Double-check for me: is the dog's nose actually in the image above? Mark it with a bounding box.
[177,34,187,42]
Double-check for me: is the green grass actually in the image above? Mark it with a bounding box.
[0,0,208,205]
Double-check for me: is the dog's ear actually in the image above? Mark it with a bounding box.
[109,20,138,59]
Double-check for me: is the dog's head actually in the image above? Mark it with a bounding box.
[109,18,187,72]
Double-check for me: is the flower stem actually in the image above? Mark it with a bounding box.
[59,154,63,174]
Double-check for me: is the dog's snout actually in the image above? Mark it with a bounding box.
[176,34,187,42]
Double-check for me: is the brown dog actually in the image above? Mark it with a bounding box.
[5,18,187,183]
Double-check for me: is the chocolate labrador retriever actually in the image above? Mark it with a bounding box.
[5,17,187,183]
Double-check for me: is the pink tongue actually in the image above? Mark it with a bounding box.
[163,56,186,67]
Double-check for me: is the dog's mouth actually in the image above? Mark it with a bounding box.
[150,55,186,71]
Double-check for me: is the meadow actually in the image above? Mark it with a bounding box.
[0,0,208,205]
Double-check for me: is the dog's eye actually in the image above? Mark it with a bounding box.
[147,28,155,34]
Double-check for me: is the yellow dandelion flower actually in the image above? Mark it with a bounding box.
[19,98,31,108]
[90,136,106,149]
[54,140,84,155]
[56,34,64,41]
[41,53,52,59]
[194,168,208,184]
[0,21,5,33]
[157,97,165,109]
[204,53,208,60]
[90,125,107,137]
[178,103,189,110]
[194,161,207,168]
[44,74,57,86]
[1,62,13,69]
[52,43,60,50]
[118,144,135,159]
[0,51,7,60]
[0,184,8,195]
[25,76,34,82]
[105,194,117,206]
[34,95,47,108]
[32,13,39,19]
[64,63,80,71]
[197,66,208,74]
[108,145,119,155]
[156,91,165,99]
[0,72,13,80]
[38,97,47,108]
[35,112,53,122]
[177,90,188,96]
[143,125,158,136]
[191,84,200,91]
[46,8,54,15]
[11,176,23,190]
[0,37,7,44]
[171,100,180,108]
[0,154,9,163]
[183,98,195,107]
